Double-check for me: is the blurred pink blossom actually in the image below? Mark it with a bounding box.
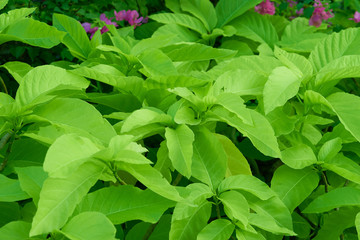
[255,0,276,15]
[81,22,99,39]
[309,0,333,27]
[350,11,360,23]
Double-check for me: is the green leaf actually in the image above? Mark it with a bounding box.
[219,190,249,227]
[53,13,92,60]
[119,163,183,202]
[327,92,360,142]
[215,0,262,28]
[146,75,209,90]
[16,65,89,107]
[303,187,360,213]
[0,0,8,11]
[0,7,35,32]
[15,166,48,205]
[153,24,199,42]
[271,166,319,212]
[356,212,360,239]
[30,162,104,236]
[216,93,252,125]
[230,11,278,47]
[43,134,100,178]
[150,13,207,34]
[75,185,175,224]
[212,106,280,158]
[236,229,266,240]
[218,175,276,200]
[180,0,217,31]
[280,144,317,169]
[0,221,31,240]
[318,137,342,162]
[0,174,29,202]
[163,43,235,61]
[263,66,302,115]
[165,125,194,178]
[131,34,178,56]
[170,201,212,240]
[0,202,20,227]
[1,61,32,84]
[0,18,64,48]
[197,219,234,240]
[279,17,327,53]
[309,28,360,72]
[191,127,227,190]
[33,98,116,144]
[312,207,359,240]
[323,153,360,184]
[138,48,178,76]
[216,134,252,177]
[60,212,116,240]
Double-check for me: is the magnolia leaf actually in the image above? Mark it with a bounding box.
[61,212,116,240]
[75,186,175,224]
[1,61,32,84]
[280,144,317,169]
[165,125,194,178]
[219,190,249,227]
[197,219,234,240]
[0,221,31,240]
[138,48,178,76]
[0,174,29,202]
[263,66,302,115]
[271,166,319,212]
[170,201,212,240]
[180,0,217,31]
[323,153,360,184]
[303,187,360,213]
[30,162,104,236]
[317,137,342,163]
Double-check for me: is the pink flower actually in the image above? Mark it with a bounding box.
[114,10,127,21]
[81,22,99,39]
[309,0,333,27]
[296,8,304,15]
[99,13,119,27]
[350,11,360,23]
[255,0,275,15]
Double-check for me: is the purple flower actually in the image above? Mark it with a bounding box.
[81,22,99,39]
[100,13,119,27]
[114,10,127,21]
[296,8,304,15]
[255,0,276,15]
[350,11,360,23]
[309,0,333,27]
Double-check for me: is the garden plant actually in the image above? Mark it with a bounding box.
[1,0,360,239]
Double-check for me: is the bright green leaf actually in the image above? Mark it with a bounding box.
[180,0,217,31]
[0,174,29,202]
[280,144,317,169]
[0,221,31,240]
[197,219,234,240]
[219,190,249,227]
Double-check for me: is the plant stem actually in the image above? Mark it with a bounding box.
[0,132,12,150]
[213,197,222,219]
[142,222,158,240]
[0,76,8,94]
[321,172,329,193]
[172,173,183,186]
[113,170,127,185]
[0,132,15,172]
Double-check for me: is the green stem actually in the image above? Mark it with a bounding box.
[321,172,329,193]
[0,76,8,94]
[0,132,15,172]
[0,132,12,150]
[213,197,222,219]
[172,173,183,186]
[114,170,127,185]
[142,222,158,240]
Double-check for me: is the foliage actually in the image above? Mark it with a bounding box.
[1,0,360,239]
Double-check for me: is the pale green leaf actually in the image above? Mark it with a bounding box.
[263,66,302,115]
[303,187,360,213]
[165,125,194,178]
[216,134,252,176]
[309,27,360,72]
[131,34,178,56]
[0,18,64,48]
[356,212,360,239]
[216,93,252,125]
[323,153,360,185]
[30,162,104,236]
[230,11,278,47]
[153,24,199,42]
[215,0,262,28]
[180,0,217,31]
[271,166,319,212]
[163,43,235,61]
[43,134,100,178]
[15,166,48,205]
[318,137,342,162]
[280,144,317,169]
[197,219,234,240]
[145,75,209,90]
[53,13,92,60]
[138,48,178,76]
[170,201,212,240]
[327,92,360,142]
[1,61,32,84]
[0,174,29,202]
[219,190,249,227]
[212,106,280,158]
[75,185,175,224]
[150,13,207,34]
[0,0,8,11]
[236,229,266,240]
[0,8,35,32]
[15,65,88,107]
[119,163,183,202]
[218,175,276,200]
[191,127,227,190]
[0,221,31,240]
[61,212,116,240]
